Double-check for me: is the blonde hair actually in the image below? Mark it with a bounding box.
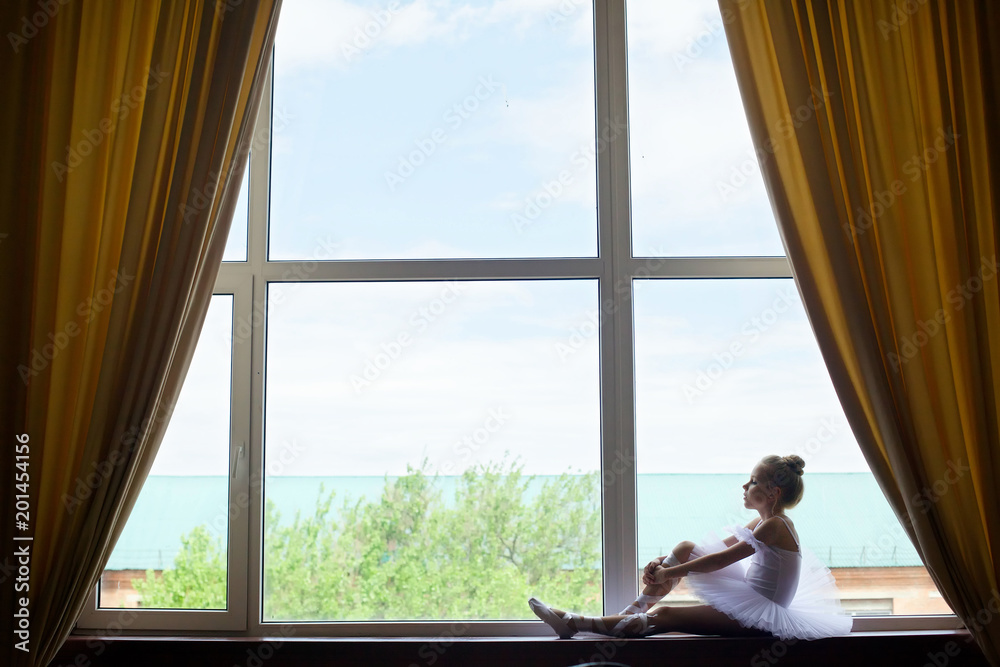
[759,454,805,509]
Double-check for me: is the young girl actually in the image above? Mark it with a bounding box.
[529,455,853,639]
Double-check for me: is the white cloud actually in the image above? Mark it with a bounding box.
[484,66,597,209]
[249,280,601,475]
[273,0,372,74]
[274,0,592,75]
[625,0,725,59]
[623,0,784,254]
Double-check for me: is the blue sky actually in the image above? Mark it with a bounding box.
[147,0,871,478]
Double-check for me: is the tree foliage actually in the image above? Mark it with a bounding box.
[131,458,602,619]
[132,525,226,609]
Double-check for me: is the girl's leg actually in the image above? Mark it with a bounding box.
[544,607,650,638]
[620,540,697,615]
[538,604,770,639]
[644,605,771,637]
[531,598,650,639]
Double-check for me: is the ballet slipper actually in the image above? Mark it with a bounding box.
[620,593,663,615]
[528,597,577,639]
[612,612,652,638]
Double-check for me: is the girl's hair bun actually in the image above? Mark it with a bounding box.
[783,454,805,476]
[761,454,805,508]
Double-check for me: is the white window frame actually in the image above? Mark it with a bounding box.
[77,281,252,632]
[75,0,962,637]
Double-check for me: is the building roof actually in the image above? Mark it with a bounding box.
[105,473,922,571]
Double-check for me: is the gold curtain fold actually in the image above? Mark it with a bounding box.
[720,0,1000,660]
[0,1,280,665]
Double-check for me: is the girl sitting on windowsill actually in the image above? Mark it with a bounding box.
[529,454,853,640]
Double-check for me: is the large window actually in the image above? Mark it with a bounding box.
[78,0,954,637]
[263,280,601,621]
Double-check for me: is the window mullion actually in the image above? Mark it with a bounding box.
[595,0,637,616]
[245,52,273,636]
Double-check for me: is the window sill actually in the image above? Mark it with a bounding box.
[56,630,989,666]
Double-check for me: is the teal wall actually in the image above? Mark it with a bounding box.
[106,473,920,571]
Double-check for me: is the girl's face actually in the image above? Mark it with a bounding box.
[742,462,776,512]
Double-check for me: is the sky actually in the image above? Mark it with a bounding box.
[144,0,874,480]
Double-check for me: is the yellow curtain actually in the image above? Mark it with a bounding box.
[0,1,280,665]
[720,0,1000,660]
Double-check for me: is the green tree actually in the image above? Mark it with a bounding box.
[135,458,601,620]
[132,525,226,609]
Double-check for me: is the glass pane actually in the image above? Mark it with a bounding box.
[263,280,601,620]
[222,155,249,262]
[633,280,948,616]
[99,296,233,609]
[269,0,597,260]
[626,0,786,256]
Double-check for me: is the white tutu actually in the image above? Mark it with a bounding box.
[686,526,854,640]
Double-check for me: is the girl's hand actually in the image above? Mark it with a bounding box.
[643,559,661,580]
[643,565,676,586]
[641,566,660,585]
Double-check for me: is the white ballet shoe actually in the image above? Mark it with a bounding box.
[612,612,651,638]
[619,593,664,615]
[528,597,577,639]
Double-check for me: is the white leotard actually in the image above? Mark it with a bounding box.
[743,515,801,607]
